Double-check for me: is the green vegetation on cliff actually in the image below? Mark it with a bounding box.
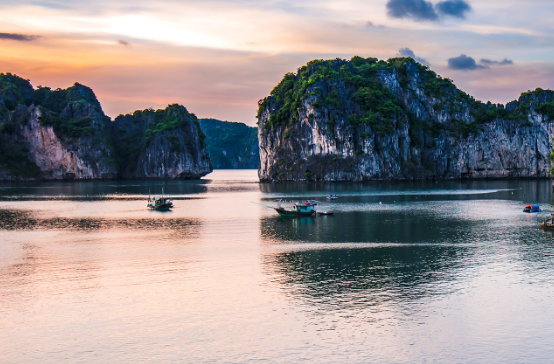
[141,104,206,149]
[0,142,40,178]
[199,119,258,169]
[0,73,41,177]
[258,57,554,181]
[0,73,106,140]
[113,104,209,178]
[0,73,211,180]
[259,57,554,141]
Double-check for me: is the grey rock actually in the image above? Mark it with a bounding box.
[113,105,212,179]
[258,59,554,182]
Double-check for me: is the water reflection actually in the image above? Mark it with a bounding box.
[0,208,201,233]
[263,245,470,315]
[259,179,553,205]
[2,172,554,363]
[259,200,524,244]
[0,179,211,198]
[259,189,554,324]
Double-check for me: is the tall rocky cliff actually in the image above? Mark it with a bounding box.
[113,105,212,179]
[0,75,117,180]
[199,118,259,169]
[258,57,554,181]
[0,73,211,180]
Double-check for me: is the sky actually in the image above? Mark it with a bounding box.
[1,0,554,125]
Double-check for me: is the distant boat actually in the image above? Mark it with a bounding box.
[326,194,337,200]
[523,204,541,213]
[147,189,173,211]
[317,211,334,216]
[274,201,317,217]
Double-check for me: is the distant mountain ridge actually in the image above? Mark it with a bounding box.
[0,73,212,180]
[199,118,258,169]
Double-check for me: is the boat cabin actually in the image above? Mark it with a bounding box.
[147,196,173,210]
[292,202,316,213]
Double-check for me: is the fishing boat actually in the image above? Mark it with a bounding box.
[274,201,317,217]
[326,194,337,200]
[147,189,173,211]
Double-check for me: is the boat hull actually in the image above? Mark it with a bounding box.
[148,203,173,211]
[275,208,315,217]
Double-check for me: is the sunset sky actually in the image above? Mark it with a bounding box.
[1,0,553,125]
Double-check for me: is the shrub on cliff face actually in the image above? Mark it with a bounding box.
[536,102,554,120]
[140,104,205,149]
[33,83,103,114]
[112,104,210,177]
[258,56,427,135]
[38,107,95,138]
[0,76,108,140]
[259,56,554,147]
[0,73,34,111]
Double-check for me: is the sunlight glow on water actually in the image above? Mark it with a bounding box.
[1,170,554,363]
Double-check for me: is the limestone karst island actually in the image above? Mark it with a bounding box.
[258,57,554,182]
[4,1,554,362]
[2,57,554,183]
[0,73,258,180]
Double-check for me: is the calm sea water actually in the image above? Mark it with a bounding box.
[1,170,554,363]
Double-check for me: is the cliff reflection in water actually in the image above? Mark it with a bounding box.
[258,179,553,205]
[259,183,554,320]
[264,246,468,315]
[0,179,212,199]
[0,208,201,233]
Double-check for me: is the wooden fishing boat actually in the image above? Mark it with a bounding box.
[274,201,317,217]
[147,189,173,211]
[148,197,173,210]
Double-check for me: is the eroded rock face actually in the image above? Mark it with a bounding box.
[113,104,212,179]
[0,74,212,181]
[22,106,117,180]
[258,59,554,181]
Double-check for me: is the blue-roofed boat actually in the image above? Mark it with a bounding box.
[147,189,173,211]
[523,204,541,213]
[274,201,317,217]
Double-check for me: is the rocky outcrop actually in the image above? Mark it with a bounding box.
[0,78,118,180]
[22,105,117,179]
[0,73,212,180]
[258,57,554,181]
[199,118,259,169]
[113,104,212,179]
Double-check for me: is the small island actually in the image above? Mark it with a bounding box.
[257,56,554,182]
[0,73,212,180]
